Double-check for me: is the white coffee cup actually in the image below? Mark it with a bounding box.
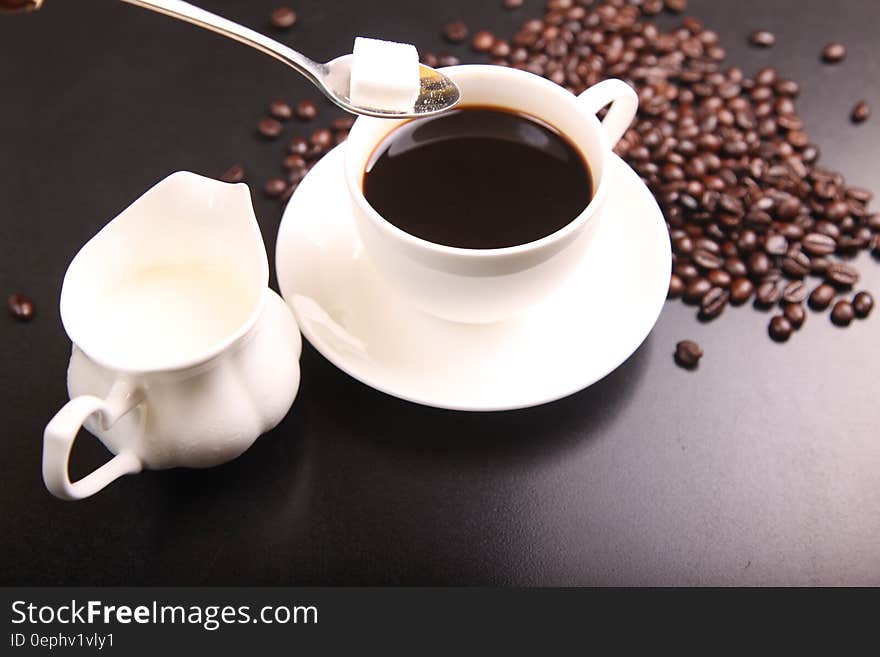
[42,172,302,500]
[343,65,638,324]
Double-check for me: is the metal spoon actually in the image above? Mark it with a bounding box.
[3,0,461,118]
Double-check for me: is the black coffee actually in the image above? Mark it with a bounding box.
[362,107,594,249]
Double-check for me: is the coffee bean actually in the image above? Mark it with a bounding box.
[721,240,738,258]
[802,232,837,256]
[296,100,317,121]
[779,223,805,241]
[683,277,711,304]
[729,277,754,305]
[270,6,297,29]
[287,166,307,184]
[662,163,685,181]
[782,280,808,304]
[331,116,355,131]
[718,193,744,215]
[665,0,687,14]
[220,163,245,183]
[491,40,511,58]
[503,0,524,9]
[443,20,468,44]
[471,30,496,52]
[284,154,306,170]
[837,236,862,253]
[825,262,859,288]
[851,100,870,123]
[693,248,722,270]
[310,128,333,149]
[764,233,788,255]
[437,53,460,67]
[749,30,775,48]
[755,281,781,307]
[668,274,684,299]
[708,269,731,288]
[755,67,777,85]
[263,177,287,198]
[830,300,855,326]
[699,286,728,320]
[776,196,801,219]
[269,100,293,121]
[845,186,873,203]
[673,235,693,255]
[737,230,758,254]
[852,291,874,318]
[808,284,836,310]
[257,117,283,139]
[821,42,846,63]
[674,339,702,369]
[305,144,325,160]
[810,257,831,276]
[783,303,806,329]
[288,136,309,155]
[675,263,699,281]
[768,315,792,342]
[781,251,810,278]
[725,257,749,279]
[776,79,800,97]
[7,293,34,321]
[824,200,850,222]
[748,251,772,278]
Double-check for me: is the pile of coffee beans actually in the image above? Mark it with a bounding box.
[420,0,876,367]
[237,0,877,371]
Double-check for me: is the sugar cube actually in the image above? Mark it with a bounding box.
[349,37,420,112]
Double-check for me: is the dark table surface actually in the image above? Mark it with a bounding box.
[2,0,879,586]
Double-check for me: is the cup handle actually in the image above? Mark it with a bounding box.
[576,78,639,148]
[42,381,144,500]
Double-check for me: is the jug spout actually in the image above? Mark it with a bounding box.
[67,171,268,289]
[60,172,270,373]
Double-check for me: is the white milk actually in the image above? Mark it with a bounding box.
[91,264,254,366]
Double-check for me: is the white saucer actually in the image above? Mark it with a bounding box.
[276,145,670,411]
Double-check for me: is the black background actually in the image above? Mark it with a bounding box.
[1,0,878,586]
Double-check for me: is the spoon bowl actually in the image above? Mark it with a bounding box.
[324,55,461,117]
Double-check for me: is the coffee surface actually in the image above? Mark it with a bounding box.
[363,107,593,249]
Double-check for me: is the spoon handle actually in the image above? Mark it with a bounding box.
[121,0,326,84]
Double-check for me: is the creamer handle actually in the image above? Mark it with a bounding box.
[42,381,143,500]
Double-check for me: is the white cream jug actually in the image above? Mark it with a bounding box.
[43,172,301,500]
